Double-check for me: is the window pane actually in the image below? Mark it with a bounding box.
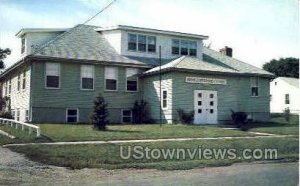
[123,110,131,116]
[67,117,77,123]
[210,109,214,114]
[106,79,117,90]
[81,65,94,78]
[251,87,258,96]
[46,63,59,76]
[128,34,137,50]
[172,39,179,55]
[251,77,258,87]
[47,76,59,88]
[68,109,77,116]
[138,35,146,52]
[123,116,131,123]
[198,101,202,106]
[127,80,137,91]
[82,78,94,89]
[126,68,138,78]
[163,100,167,108]
[105,67,117,80]
[147,36,156,52]
[198,109,202,113]
[163,91,167,99]
[189,41,197,56]
[285,94,290,104]
[180,40,189,55]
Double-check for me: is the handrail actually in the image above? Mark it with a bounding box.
[0,118,41,137]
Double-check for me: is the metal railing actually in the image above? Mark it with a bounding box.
[0,118,41,137]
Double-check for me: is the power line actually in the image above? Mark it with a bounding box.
[82,0,116,25]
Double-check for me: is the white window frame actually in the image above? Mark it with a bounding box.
[22,70,26,90]
[126,68,138,92]
[80,65,94,90]
[16,108,20,121]
[45,63,60,89]
[66,108,79,123]
[161,90,168,110]
[104,67,118,91]
[121,109,132,123]
[7,79,11,95]
[127,33,157,53]
[250,77,259,97]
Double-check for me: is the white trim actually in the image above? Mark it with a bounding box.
[45,63,61,89]
[121,109,132,123]
[66,108,79,123]
[80,65,95,90]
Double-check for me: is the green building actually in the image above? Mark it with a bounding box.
[0,25,274,124]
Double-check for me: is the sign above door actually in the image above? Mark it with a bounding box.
[186,77,227,85]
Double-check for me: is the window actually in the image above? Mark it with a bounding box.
[172,39,180,55]
[250,77,259,97]
[162,90,168,109]
[17,75,21,91]
[46,63,60,88]
[138,35,147,52]
[172,39,197,56]
[16,109,20,121]
[285,94,290,104]
[8,79,11,95]
[22,71,26,89]
[81,65,94,90]
[105,67,118,91]
[189,41,197,56]
[128,34,137,51]
[21,37,25,54]
[66,109,78,123]
[11,109,15,119]
[3,82,6,97]
[180,40,189,55]
[122,109,132,123]
[126,68,138,92]
[147,36,156,52]
[25,110,29,121]
[128,33,156,53]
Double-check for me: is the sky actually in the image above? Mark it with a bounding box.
[0,0,299,68]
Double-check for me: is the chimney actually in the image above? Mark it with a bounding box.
[219,46,232,57]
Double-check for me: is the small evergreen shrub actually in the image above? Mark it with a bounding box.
[177,108,194,124]
[0,110,13,119]
[90,93,109,130]
[132,100,149,124]
[230,110,248,130]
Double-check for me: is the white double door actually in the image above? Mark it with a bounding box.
[194,90,218,124]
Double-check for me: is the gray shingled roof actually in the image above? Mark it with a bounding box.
[144,48,274,77]
[279,77,299,88]
[33,24,149,66]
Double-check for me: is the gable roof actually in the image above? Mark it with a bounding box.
[278,77,299,88]
[32,24,150,67]
[144,48,275,78]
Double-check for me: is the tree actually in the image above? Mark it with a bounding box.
[132,100,149,124]
[90,93,109,130]
[263,58,299,78]
[0,48,11,69]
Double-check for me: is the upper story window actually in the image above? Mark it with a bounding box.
[285,94,290,104]
[22,71,26,90]
[21,37,25,54]
[126,68,138,92]
[45,63,60,88]
[172,39,197,56]
[81,65,94,90]
[250,77,259,97]
[17,75,21,91]
[128,33,156,53]
[105,67,118,91]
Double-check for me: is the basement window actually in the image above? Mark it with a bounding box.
[122,109,132,123]
[45,63,60,88]
[126,68,138,92]
[105,67,118,91]
[81,65,94,90]
[66,109,78,123]
[250,77,259,97]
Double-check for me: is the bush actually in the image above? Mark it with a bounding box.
[0,110,13,119]
[132,100,149,124]
[90,93,109,130]
[177,108,194,124]
[284,108,290,123]
[230,110,248,130]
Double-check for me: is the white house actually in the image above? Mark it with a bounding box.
[270,77,299,114]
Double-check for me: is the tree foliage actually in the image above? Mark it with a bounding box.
[0,48,11,69]
[132,100,149,124]
[263,58,299,78]
[90,93,109,130]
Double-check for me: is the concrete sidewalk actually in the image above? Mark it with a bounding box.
[2,134,296,147]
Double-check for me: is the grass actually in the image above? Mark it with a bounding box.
[248,115,299,135]
[9,137,299,170]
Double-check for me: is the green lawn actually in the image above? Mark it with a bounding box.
[9,137,299,170]
[248,115,299,135]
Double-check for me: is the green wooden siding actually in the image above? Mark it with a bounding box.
[31,61,143,123]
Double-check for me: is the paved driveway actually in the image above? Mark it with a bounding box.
[0,146,298,186]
